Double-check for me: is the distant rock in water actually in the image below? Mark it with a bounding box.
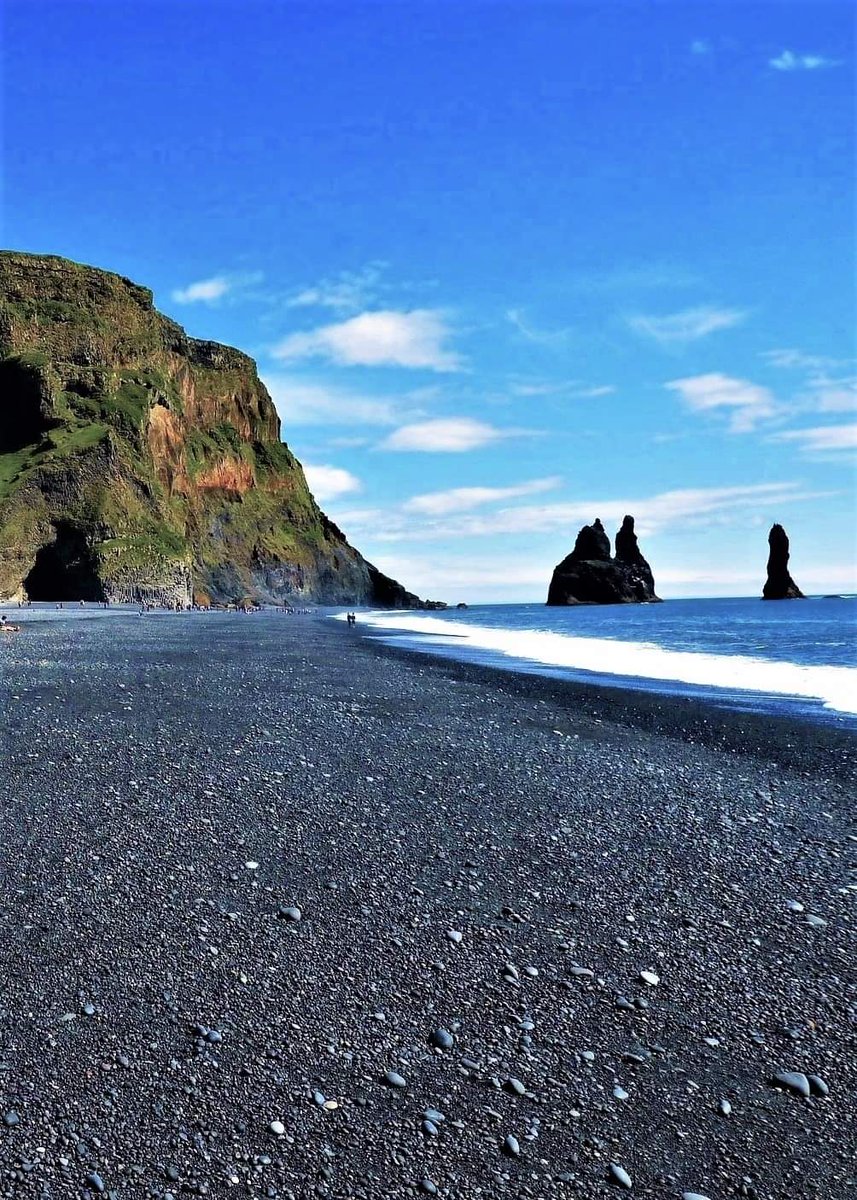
[547,515,660,605]
[762,524,804,600]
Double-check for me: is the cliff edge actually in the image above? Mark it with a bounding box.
[0,251,427,607]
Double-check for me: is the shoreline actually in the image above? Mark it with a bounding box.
[1,611,853,1197]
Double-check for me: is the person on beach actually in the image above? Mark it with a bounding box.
[0,614,21,633]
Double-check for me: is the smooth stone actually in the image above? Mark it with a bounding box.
[718,1098,732,1116]
[430,1028,454,1050]
[206,1029,222,1044]
[384,1070,407,1088]
[639,970,660,986]
[613,1086,629,1101]
[771,1071,811,1097]
[420,1182,438,1196]
[269,1120,285,1136]
[424,1107,446,1124]
[421,1119,439,1137]
[609,1163,633,1189]
[502,1134,521,1157]
[279,906,302,921]
[682,1193,712,1200]
[786,900,804,912]
[504,1077,526,1096]
[569,966,594,978]
[808,1074,830,1096]
[446,929,463,944]
[312,1091,326,1107]
[2,1111,19,1128]
[85,1174,106,1194]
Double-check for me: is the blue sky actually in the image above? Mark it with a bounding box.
[4,0,855,600]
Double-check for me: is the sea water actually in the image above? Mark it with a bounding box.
[340,597,857,726]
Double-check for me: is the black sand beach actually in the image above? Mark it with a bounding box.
[0,612,854,1199]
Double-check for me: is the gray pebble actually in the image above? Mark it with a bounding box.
[609,1164,633,1189]
[770,1071,811,1097]
[430,1028,454,1050]
[384,1070,407,1088]
[502,1133,521,1157]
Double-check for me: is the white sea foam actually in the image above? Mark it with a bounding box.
[339,612,857,716]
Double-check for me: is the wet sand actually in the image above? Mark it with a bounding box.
[0,611,853,1199]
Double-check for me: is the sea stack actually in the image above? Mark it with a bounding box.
[762,524,804,600]
[547,515,660,605]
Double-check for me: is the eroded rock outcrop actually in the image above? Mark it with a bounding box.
[0,251,425,607]
[762,524,804,600]
[547,515,660,605]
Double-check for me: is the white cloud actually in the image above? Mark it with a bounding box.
[404,477,562,516]
[630,306,746,344]
[286,264,385,313]
[171,276,231,304]
[507,308,573,346]
[302,463,362,502]
[666,372,777,432]
[774,424,857,454]
[380,418,514,453]
[691,39,711,55]
[337,482,826,544]
[262,375,417,427]
[812,383,857,413]
[272,309,461,371]
[769,50,841,72]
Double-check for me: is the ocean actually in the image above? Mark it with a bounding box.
[339,596,857,726]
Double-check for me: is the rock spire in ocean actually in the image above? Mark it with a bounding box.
[546,515,659,605]
[762,523,804,600]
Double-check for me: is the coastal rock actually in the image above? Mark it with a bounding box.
[0,251,428,607]
[762,524,804,600]
[547,515,660,605]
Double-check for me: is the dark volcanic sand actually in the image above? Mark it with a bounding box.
[0,612,854,1200]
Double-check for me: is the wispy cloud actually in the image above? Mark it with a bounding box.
[691,39,711,56]
[171,276,231,304]
[404,476,562,516]
[302,463,362,502]
[506,309,574,346]
[380,417,517,453]
[262,375,420,427]
[630,306,746,344]
[272,310,462,371]
[511,380,615,399]
[769,50,841,72]
[286,264,385,314]
[774,424,857,454]
[666,372,777,433]
[761,348,857,415]
[171,271,262,305]
[335,481,826,544]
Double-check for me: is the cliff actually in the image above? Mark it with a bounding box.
[762,524,804,600]
[547,516,660,605]
[0,251,427,607]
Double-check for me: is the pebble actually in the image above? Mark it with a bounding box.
[770,1071,811,1098]
[269,1120,286,1136]
[446,929,463,944]
[786,900,804,912]
[430,1028,454,1050]
[421,1119,439,1137]
[808,1074,830,1097]
[85,1173,106,1194]
[384,1070,407,1088]
[682,1193,712,1200]
[613,1086,629,1101]
[502,1134,521,1157]
[2,1111,19,1128]
[609,1163,633,1189]
[639,970,660,986]
[424,1107,446,1124]
[504,1077,526,1096]
[718,1098,732,1116]
[420,1181,438,1196]
[805,914,828,927]
[278,905,302,921]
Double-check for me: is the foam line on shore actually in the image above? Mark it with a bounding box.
[338,611,857,716]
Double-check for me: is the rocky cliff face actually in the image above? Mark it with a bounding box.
[762,524,804,600]
[547,516,660,605]
[0,251,424,607]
